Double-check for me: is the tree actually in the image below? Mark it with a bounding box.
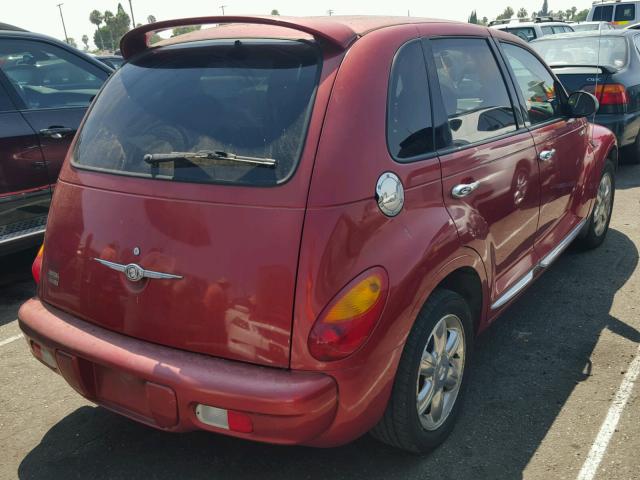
[574,8,589,21]
[531,10,537,18]
[65,37,77,48]
[81,34,89,50]
[468,10,478,24]
[540,0,549,16]
[565,9,573,20]
[89,10,105,50]
[171,25,201,37]
[496,7,514,20]
[481,16,489,26]
[147,14,156,24]
[517,8,528,18]
[271,9,280,15]
[91,5,131,52]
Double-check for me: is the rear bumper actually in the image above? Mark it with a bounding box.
[18,298,338,445]
[595,112,640,147]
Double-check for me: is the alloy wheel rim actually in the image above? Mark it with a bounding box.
[416,314,466,431]
[593,173,613,237]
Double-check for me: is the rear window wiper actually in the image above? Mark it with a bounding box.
[143,150,277,168]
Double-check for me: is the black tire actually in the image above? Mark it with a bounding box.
[576,160,615,250]
[370,289,473,453]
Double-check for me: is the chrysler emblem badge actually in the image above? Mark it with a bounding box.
[93,258,183,282]
[124,263,145,282]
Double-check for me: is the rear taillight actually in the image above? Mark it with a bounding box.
[588,83,628,106]
[32,245,44,284]
[308,267,389,361]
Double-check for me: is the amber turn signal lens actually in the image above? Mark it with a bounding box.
[308,268,388,361]
[32,244,44,285]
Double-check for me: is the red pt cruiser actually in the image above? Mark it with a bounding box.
[19,16,617,453]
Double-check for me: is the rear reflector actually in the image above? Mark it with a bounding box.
[195,404,253,433]
[32,244,44,284]
[30,340,57,369]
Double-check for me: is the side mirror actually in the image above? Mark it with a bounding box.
[567,91,599,118]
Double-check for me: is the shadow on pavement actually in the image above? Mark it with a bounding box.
[17,229,639,480]
[0,247,37,327]
[615,163,640,190]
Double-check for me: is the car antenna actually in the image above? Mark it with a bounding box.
[591,24,604,144]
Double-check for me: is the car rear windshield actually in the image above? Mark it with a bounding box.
[72,39,321,186]
[532,36,628,69]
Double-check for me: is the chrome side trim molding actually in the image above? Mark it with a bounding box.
[491,270,534,310]
[0,226,46,246]
[539,218,587,268]
[491,217,588,310]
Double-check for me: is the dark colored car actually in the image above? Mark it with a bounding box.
[19,16,616,453]
[96,55,124,69]
[0,28,111,254]
[532,30,640,163]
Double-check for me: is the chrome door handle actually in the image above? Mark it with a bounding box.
[539,149,556,162]
[451,181,480,199]
[39,127,75,139]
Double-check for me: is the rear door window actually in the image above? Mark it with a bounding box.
[387,40,434,160]
[541,26,554,35]
[501,43,562,125]
[0,39,107,110]
[593,5,614,21]
[72,40,321,186]
[615,4,636,21]
[431,38,517,147]
[507,27,536,42]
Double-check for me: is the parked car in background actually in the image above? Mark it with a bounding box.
[0,27,111,254]
[95,55,124,69]
[19,16,616,453]
[588,1,640,27]
[489,17,574,42]
[572,21,616,32]
[532,30,640,163]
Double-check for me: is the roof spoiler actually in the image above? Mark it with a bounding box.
[549,64,617,74]
[120,16,358,59]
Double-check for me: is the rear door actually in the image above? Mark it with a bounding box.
[428,37,541,306]
[499,41,589,258]
[0,77,49,247]
[0,38,108,187]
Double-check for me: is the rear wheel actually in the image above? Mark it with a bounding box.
[576,160,615,250]
[370,289,473,453]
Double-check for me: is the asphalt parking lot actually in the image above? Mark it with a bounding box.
[1,164,639,480]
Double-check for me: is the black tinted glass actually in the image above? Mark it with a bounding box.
[593,5,614,21]
[73,40,320,186]
[387,41,434,160]
[0,83,14,111]
[431,38,516,147]
[502,43,561,125]
[615,4,635,21]
[0,39,107,109]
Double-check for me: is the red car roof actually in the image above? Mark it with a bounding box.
[120,15,454,58]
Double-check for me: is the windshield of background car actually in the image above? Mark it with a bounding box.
[532,36,628,69]
[506,27,536,42]
[72,39,321,186]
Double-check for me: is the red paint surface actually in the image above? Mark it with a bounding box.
[19,17,617,447]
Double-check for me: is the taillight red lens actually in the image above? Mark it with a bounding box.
[308,267,389,361]
[588,84,628,106]
[32,244,44,284]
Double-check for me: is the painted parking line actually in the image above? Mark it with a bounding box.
[577,344,640,480]
[0,333,23,347]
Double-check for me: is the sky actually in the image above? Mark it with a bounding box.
[4,0,594,49]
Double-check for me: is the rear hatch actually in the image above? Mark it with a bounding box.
[39,39,322,368]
